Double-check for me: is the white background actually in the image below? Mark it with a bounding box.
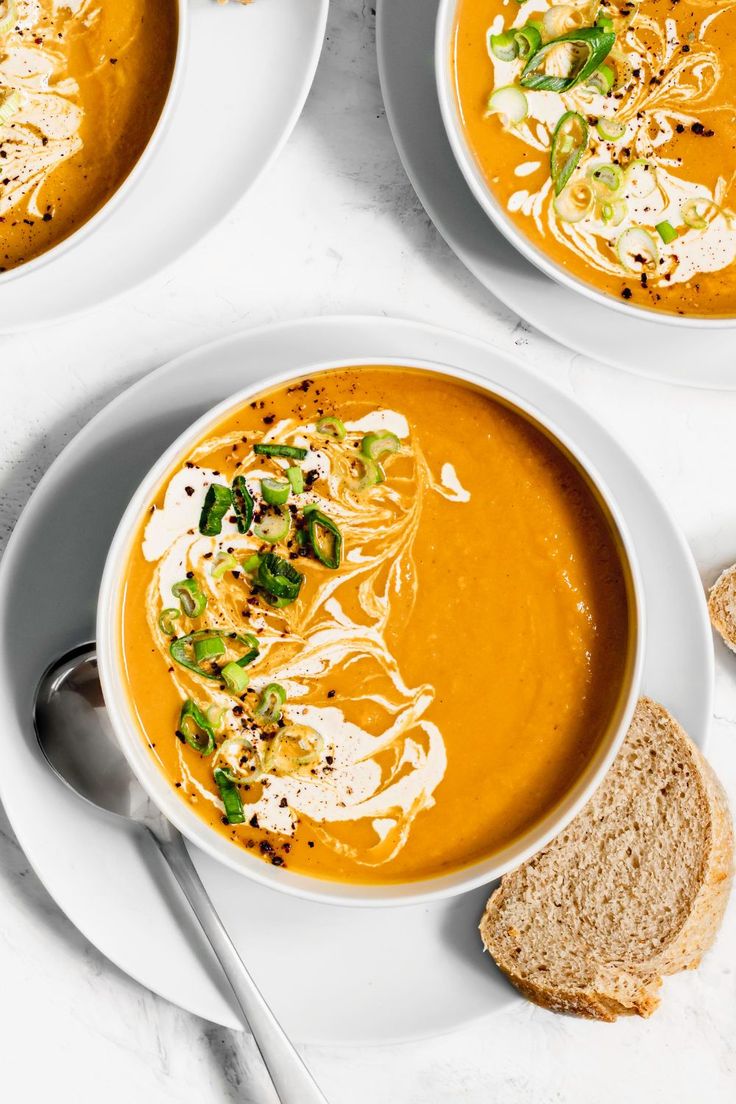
[0,3,734,1101]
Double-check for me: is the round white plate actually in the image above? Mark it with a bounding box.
[0,0,328,333]
[0,317,713,1045]
[376,0,736,390]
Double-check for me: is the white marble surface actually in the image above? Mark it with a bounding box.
[0,2,734,1101]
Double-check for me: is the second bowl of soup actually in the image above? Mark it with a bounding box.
[0,0,182,278]
[98,359,643,904]
[437,0,736,323]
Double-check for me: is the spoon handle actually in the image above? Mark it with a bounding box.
[150,827,329,1104]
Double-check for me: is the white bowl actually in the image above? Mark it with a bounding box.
[435,0,736,329]
[0,0,187,285]
[97,356,645,906]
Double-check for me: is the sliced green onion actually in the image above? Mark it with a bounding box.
[211,551,238,580]
[550,111,589,196]
[624,159,657,199]
[261,477,291,506]
[514,23,542,61]
[596,116,626,142]
[220,661,249,694]
[521,28,615,93]
[178,700,215,756]
[490,30,518,63]
[214,767,245,823]
[206,705,225,732]
[487,84,528,126]
[258,553,304,601]
[241,553,262,573]
[616,226,659,273]
[681,197,722,230]
[307,509,343,570]
[158,608,180,635]
[193,635,225,663]
[256,683,287,725]
[316,415,346,440]
[587,63,614,94]
[587,162,624,196]
[596,14,614,33]
[655,219,678,244]
[253,443,307,460]
[172,577,207,618]
[349,455,382,492]
[231,476,254,535]
[254,507,290,544]
[170,630,258,680]
[199,484,232,537]
[361,430,401,463]
[0,88,20,125]
[286,466,304,494]
[553,181,594,223]
[600,197,627,225]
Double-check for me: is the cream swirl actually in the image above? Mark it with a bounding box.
[142,410,469,868]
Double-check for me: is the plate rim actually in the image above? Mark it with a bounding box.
[0,314,714,1043]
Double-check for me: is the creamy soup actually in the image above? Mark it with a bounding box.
[0,0,178,271]
[118,367,633,885]
[452,0,736,317]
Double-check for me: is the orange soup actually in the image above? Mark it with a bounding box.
[451,0,736,317]
[119,366,633,884]
[0,0,178,271]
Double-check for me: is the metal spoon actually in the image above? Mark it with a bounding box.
[33,643,329,1104]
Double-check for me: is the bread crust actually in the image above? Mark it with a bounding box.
[480,698,734,1021]
[708,564,736,653]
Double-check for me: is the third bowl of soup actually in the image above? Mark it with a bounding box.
[437,0,736,323]
[0,0,183,278]
[97,359,644,904]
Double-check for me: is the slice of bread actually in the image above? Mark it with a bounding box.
[708,564,736,652]
[479,698,734,1021]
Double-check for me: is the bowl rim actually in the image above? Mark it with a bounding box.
[0,0,187,286]
[434,0,736,330]
[97,355,646,907]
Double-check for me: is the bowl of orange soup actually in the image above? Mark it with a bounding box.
[0,0,183,279]
[437,0,736,323]
[97,360,644,904]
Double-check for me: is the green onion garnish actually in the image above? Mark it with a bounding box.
[241,553,262,573]
[214,768,245,823]
[170,630,258,679]
[221,661,249,694]
[211,551,238,580]
[158,608,180,635]
[361,430,400,464]
[261,477,291,506]
[306,508,342,570]
[258,552,304,601]
[199,484,232,537]
[655,220,678,244]
[286,466,304,494]
[587,162,623,196]
[178,700,216,755]
[253,507,290,544]
[256,683,287,725]
[596,14,614,33]
[587,62,614,94]
[596,116,626,142]
[172,577,207,618]
[253,443,307,460]
[349,455,382,492]
[550,111,589,196]
[521,27,615,93]
[316,415,346,440]
[490,29,518,62]
[232,476,254,535]
[514,23,541,60]
[193,635,225,663]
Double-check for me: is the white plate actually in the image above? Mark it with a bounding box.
[0,317,713,1045]
[0,0,328,333]
[376,0,736,390]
